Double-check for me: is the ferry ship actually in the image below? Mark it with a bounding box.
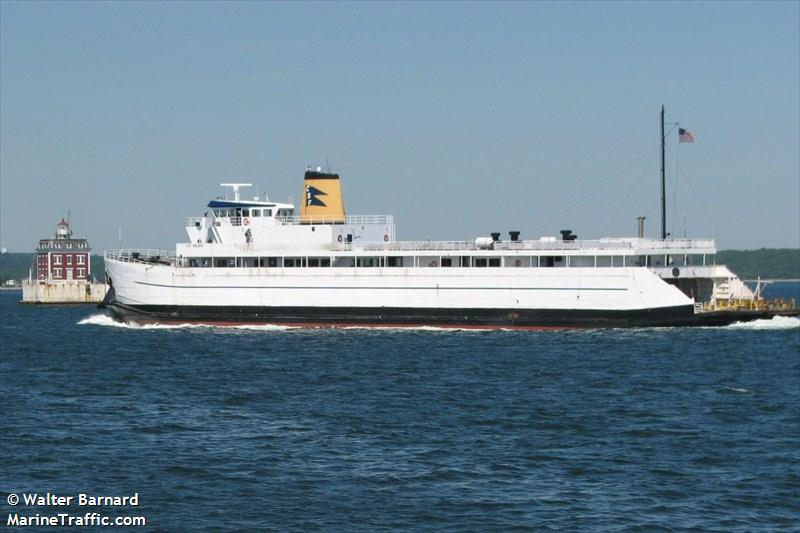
[102,168,796,329]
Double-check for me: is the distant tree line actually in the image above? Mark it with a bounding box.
[1,249,798,283]
[714,249,800,280]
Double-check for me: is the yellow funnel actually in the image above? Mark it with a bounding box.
[300,170,346,223]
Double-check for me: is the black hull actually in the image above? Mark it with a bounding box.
[96,299,800,329]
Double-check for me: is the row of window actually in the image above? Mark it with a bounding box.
[41,241,88,249]
[49,268,87,278]
[182,254,715,269]
[52,255,87,266]
[212,208,294,219]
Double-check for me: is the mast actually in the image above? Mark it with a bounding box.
[660,105,667,240]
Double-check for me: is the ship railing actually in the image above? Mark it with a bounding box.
[352,238,717,253]
[188,216,247,227]
[632,238,715,251]
[105,249,177,266]
[187,215,396,227]
[276,215,395,226]
[351,239,640,252]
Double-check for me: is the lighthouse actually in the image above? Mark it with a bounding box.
[35,219,92,281]
[22,219,106,303]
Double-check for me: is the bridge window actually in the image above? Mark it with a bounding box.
[624,255,647,267]
[307,257,331,267]
[214,258,235,268]
[333,257,355,267]
[541,256,565,267]
[242,209,250,217]
[261,257,281,268]
[357,257,381,267]
[488,258,501,267]
[570,256,594,268]
[686,254,704,266]
[264,209,273,217]
[188,258,211,267]
[668,255,686,266]
[441,258,453,267]
[505,256,530,267]
[251,209,260,217]
[284,257,305,267]
[475,258,488,267]
[596,256,612,267]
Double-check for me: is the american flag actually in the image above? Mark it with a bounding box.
[679,128,695,143]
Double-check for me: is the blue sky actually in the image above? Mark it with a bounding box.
[1,1,798,252]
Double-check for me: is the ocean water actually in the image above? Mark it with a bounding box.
[1,285,799,532]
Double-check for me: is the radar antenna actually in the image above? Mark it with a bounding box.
[219,183,252,202]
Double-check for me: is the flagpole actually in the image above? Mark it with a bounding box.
[660,105,667,240]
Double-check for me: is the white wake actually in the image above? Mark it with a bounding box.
[726,315,800,330]
[75,315,501,333]
[76,314,295,331]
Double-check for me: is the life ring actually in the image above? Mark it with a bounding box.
[384,234,389,242]
[514,259,522,267]
[337,235,343,242]
[243,217,250,225]
[429,261,438,267]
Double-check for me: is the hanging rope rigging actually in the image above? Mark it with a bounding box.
[530,144,660,235]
